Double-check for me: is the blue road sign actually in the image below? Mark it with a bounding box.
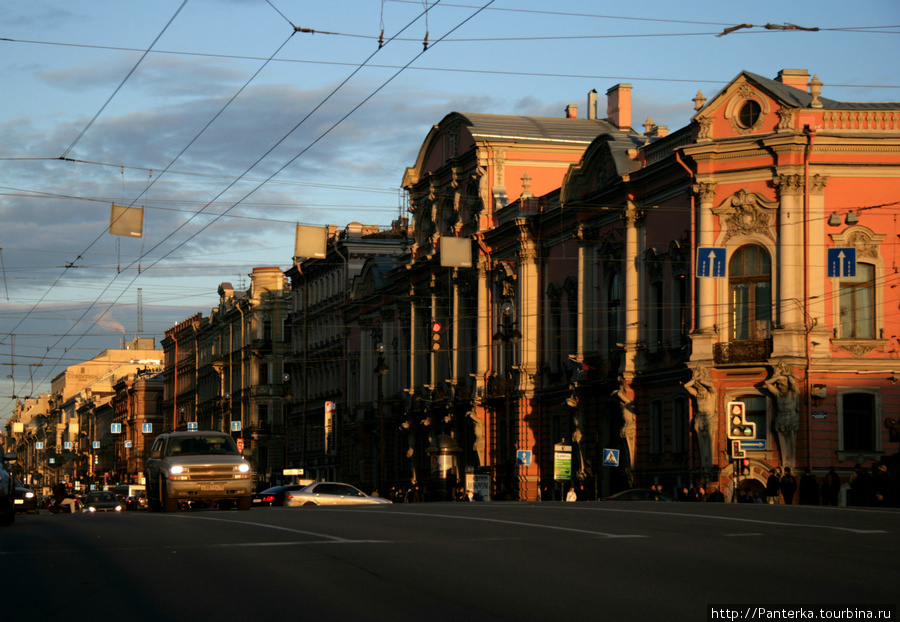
[111,423,122,434]
[602,448,620,467]
[739,439,767,451]
[142,423,153,434]
[827,247,856,278]
[517,450,533,466]
[697,247,726,277]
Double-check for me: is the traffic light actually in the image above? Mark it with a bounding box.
[430,321,442,351]
[726,401,755,440]
[741,458,751,476]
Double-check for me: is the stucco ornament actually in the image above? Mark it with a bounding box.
[764,361,800,469]
[613,375,636,472]
[684,364,717,472]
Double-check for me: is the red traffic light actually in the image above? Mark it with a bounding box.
[431,322,442,332]
[431,321,442,351]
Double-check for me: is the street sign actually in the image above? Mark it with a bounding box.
[696,247,726,277]
[827,247,856,278]
[554,444,572,480]
[35,442,44,449]
[92,441,100,449]
[284,468,304,476]
[110,423,122,434]
[64,442,72,450]
[516,450,533,466]
[602,448,620,467]
[125,441,132,448]
[142,423,153,434]
[187,422,198,431]
[739,439,767,451]
[231,420,242,432]
[236,438,244,453]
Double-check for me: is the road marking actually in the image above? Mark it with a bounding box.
[723,533,764,537]
[168,513,352,541]
[555,506,889,535]
[337,509,646,538]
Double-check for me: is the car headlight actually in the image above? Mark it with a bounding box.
[115,505,122,512]
[238,463,250,473]
[25,491,34,499]
[170,465,184,475]
[87,506,96,513]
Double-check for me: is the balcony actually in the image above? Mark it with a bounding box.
[713,339,772,365]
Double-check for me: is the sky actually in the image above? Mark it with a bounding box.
[2,0,899,423]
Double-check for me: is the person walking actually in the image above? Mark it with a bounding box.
[765,469,781,504]
[780,467,797,504]
[799,468,819,505]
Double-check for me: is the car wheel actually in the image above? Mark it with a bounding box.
[237,496,251,511]
[160,478,177,513]
[303,501,316,506]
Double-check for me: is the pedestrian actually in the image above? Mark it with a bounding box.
[765,469,781,504]
[849,463,870,506]
[798,468,819,505]
[706,487,725,502]
[826,466,841,506]
[780,467,797,504]
[566,486,578,502]
[873,464,894,507]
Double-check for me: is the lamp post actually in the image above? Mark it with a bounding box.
[375,342,389,494]
[493,301,521,499]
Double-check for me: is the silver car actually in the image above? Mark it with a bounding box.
[145,431,253,512]
[284,482,392,507]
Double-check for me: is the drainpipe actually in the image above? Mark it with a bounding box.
[804,126,816,467]
[675,150,697,477]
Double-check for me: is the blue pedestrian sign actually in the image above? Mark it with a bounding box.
[602,448,620,467]
[696,247,726,277]
[827,247,856,278]
[516,450,533,466]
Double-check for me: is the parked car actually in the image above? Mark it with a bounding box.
[13,479,38,514]
[284,482,392,507]
[252,484,308,507]
[145,431,253,512]
[0,451,17,526]
[601,488,674,502]
[83,490,123,512]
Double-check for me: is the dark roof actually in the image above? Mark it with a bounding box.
[456,112,630,145]
[743,71,900,110]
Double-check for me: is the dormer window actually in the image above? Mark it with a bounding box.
[737,100,762,129]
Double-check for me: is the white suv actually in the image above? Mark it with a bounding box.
[145,431,253,512]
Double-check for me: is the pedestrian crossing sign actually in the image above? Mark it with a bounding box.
[603,448,620,467]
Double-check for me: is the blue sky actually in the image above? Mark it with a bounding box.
[1,0,899,422]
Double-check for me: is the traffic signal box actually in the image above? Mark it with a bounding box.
[431,321,442,351]
[726,401,755,440]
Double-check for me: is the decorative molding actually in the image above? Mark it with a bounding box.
[830,226,885,260]
[712,189,778,242]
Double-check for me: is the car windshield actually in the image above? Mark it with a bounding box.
[168,435,237,456]
[90,492,115,502]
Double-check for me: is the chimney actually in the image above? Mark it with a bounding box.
[565,104,578,119]
[587,89,598,120]
[606,84,632,130]
[775,69,810,92]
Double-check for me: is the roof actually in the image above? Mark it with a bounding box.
[743,71,900,110]
[455,112,627,145]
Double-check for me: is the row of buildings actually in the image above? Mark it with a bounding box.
[4,68,900,503]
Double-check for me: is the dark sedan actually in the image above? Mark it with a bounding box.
[602,488,674,502]
[14,480,39,514]
[251,484,308,507]
[83,490,123,513]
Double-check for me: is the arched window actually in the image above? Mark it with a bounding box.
[729,245,772,341]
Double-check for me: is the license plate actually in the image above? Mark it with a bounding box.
[201,484,224,491]
[14,499,23,504]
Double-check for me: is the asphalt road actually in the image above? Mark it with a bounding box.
[3,502,897,622]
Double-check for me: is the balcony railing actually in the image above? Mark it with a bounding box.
[713,340,772,365]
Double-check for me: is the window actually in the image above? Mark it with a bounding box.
[650,281,664,350]
[675,274,689,342]
[608,272,623,348]
[740,394,768,443]
[737,100,761,128]
[649,400,663,454]
[841,392,876,452]
[839,263,875,339]
[730,245,772,340]
[672,397,688,454]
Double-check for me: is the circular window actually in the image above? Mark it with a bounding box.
[737,100,762,129]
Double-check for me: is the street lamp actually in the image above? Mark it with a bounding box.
[375,342,389,494]
[493,301,521,499]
